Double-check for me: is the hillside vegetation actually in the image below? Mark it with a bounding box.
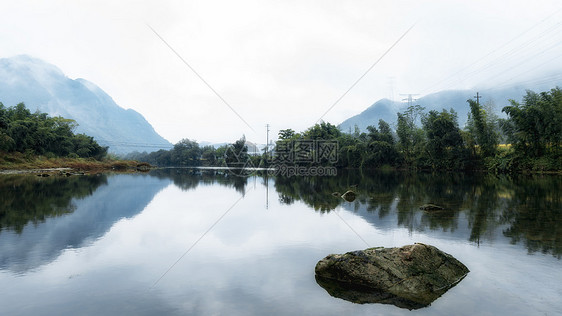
[130,88,561,173]
[0,102,146,171]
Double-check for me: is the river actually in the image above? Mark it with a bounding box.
[0,169,560,315]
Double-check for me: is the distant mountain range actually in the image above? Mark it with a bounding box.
[2,55,558,152]
[0,55,172,154]
[339,84,559,132]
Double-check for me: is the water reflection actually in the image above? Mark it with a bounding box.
[0,174,107,233]
[0,174,170,272]
[0,169,560,315]
[273,171,562,258]
[150,168,249,194]
[0,169,559,276]
[501,176,562,257]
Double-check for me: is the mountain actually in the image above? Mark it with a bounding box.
[338,98,400,133]
[339,84,559,132]
[0,55,172,154]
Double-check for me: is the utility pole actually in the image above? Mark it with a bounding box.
[400,93,419,107]
[265,124,270,158]
[474,92,482,105]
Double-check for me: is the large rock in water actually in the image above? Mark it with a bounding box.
[315,243,469,310]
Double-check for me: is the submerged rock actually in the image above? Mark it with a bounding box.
[341,190,356,202]
[419,203,445,211]
[315,244,469,309]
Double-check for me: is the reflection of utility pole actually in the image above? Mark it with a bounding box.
[400,93,419,107]
[265,174,269,210]
[474,92,482,105]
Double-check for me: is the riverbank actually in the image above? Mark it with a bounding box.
[0,152,151,174]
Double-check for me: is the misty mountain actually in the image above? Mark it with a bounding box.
[0,55,172,154]
[338,98,399,133]
[339,84,558,132]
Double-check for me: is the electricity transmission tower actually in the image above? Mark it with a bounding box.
[400,93,420,107]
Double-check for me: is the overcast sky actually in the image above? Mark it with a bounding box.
[1,0,562,144]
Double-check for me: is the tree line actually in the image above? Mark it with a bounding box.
[129,87,561,172]
[274,87,561,172]
[0,102,107,159]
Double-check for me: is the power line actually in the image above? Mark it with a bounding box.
[419,7,562,95]
[459,22,562,86]
[316,22,417,124]
[147,24,256,134]
[476,37,562,87]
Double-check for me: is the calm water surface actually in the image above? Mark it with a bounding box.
[0,169,560,315]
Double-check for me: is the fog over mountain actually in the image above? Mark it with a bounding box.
[339,83,560,132]
[0,55,172,154]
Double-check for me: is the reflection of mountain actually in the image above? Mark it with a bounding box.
[272,171,562,258]
[1,169,558,274]
[0,174,171,273]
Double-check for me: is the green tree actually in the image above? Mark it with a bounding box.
[422,109,467,169]
[396,105,426,167]
[278,129,296,140]
[171,138,201,166]
[225,135,249,166]
[502,88,562,158]
[201,145,217,165]
[72,134,108,159]
[362,119,399,168]
[467,99,499,158]
[303,122,341,140]
[0,102,107,159]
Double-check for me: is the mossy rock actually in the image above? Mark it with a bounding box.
[315,244,469,309]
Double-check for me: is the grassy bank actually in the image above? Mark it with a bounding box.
[0,151,151,173]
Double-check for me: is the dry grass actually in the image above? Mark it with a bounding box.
[0,152,150,173]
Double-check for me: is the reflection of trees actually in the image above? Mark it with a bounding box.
[273,169,396,212]
[3,169,558,258]
[272,170,561,258]
[274,174,343,212]
[464,175,505,245]
[501,176,562,259]
[149,168,249,194]
[385,172,470,233]
[361,170,401,218]
[0,174,107,233]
